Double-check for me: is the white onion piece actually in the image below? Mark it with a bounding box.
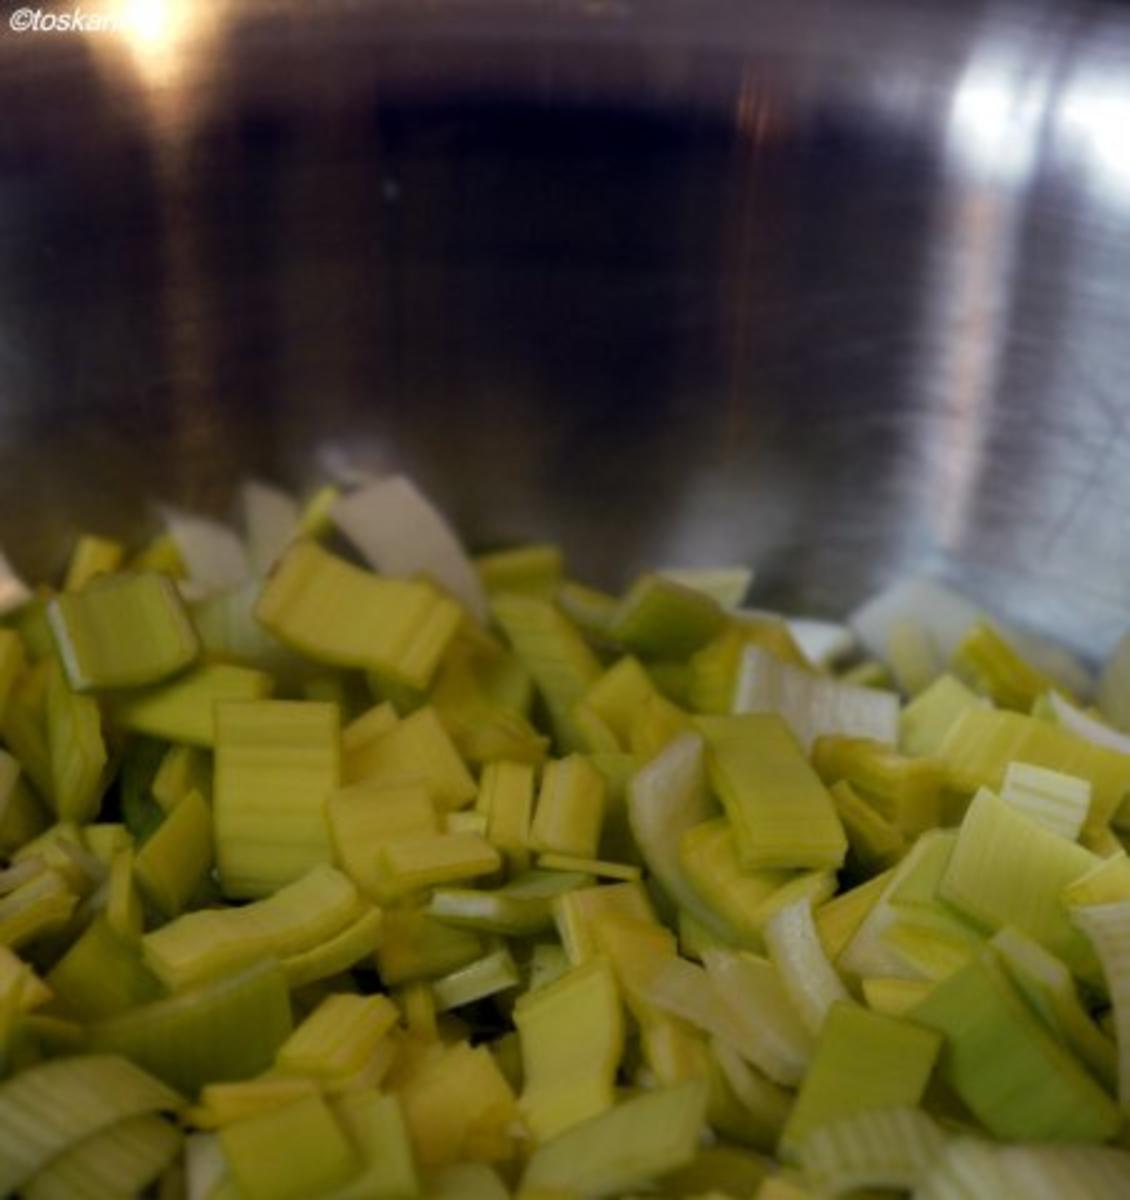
[240,480,300,576]
[332,475,487,621]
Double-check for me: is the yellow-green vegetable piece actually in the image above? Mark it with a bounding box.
[531,755,606,859]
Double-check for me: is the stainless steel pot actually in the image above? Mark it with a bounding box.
[1,0,1128,658]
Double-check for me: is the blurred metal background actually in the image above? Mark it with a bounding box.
[1,0,1129,655]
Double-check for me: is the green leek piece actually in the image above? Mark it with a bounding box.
[110,663,274,748]
[952,620,1059,709]
[127,532,185,578]
[898,673,985,758]
[491,594,602,752]
[627,692,693,765]
[515,958,623,1139]
[1001,761,1091,842]
[192,580,310,689]
[23,1114,181,1200]
[659,565,754,609]
[798,1105,946,1197]
[281,905,382,988]
[143,864,363,990]
[886,618,941,696]
[256,538,461,690]
[323,1090,420,1200]
[196,1076,320,1127]
[422,1162,508,1199]
[811,736,943,838]
[115,735,167,845]
[581,656,662,749]
[89,960,292,1096]
[46,915,163,1019]
[1063,852,1130,906]
[277,992,398,1079]
[555,580,619,645]
[482,761,535,871]
[991,926,1117,1091]
[609,573,727,658]
[151,744,211,812]
[45,658,107,823]
[702,948,813,1086]
[0,627,26,723]
[880,914,982,982]
[939,788,1099,981]
[134,789,212,918]
[475,544,564,600]
[219,1092,360,1200]
[521,1080,707,1196]
[918,1139,1130,1200]
[647,657,694,706]
[689,619,810,715]
[698,715,847,871]
[379,834,502,900]
[3,659,53,800]
[913,951,1122,1142]
[0,751,47,855]
[659,1144,772,1198]
[527,942,571,994]
[536,853,639,881]
[296,483,340,539]
[443,810,487,836]
[0,943,51,1014]
[214,700,339,899]
[829,780,905,876]
[572,701,625,756]
[432,945,519,1011]
[554,881,657,965]
[81,822,132,865]
[860,976,932,1016]
[62,535,125,592]
[530,756,606,858]
[428,871,586,938]
[375,908,485,985]
[475,643,536,716]
[733,645,900,752]
[938,706,1130,834]
[13,596,56,662]
[708,1037,793,1152]
[345,706,476,809]
[779,1002,941,1161]
[327,780,437,900]
[105,845,144,941]
[764,899,853,1036]
[678,818,792,945]
[0,1054,181,1196]
[0,867,77,950]
[341,702,399,782]
[48,572,199,692]
[1072,902,1130,1112]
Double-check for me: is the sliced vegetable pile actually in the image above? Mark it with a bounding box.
[1,474,1130,1199]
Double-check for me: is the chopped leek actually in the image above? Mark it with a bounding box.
[609,573,727,658]
[689,620,809,715]
[898,673,986,758]
[375,908,485,986]
[475,543,564,600]
[952,620,1060,709]
[481,761,535,871]
[152,744,212,812]
[432,945,519,1010]
[46,915,163,1019]
[1001,761,1091,842]
[829,780,905,875]
[134,788,212,918]
[277,992,398,1079]
[256,539,462,689]
[555,580,619,646]
[530,755,606,859]
[49,572,200,692]
[733,646,899,751]
[379,834,501,900]
[660,565,754,610]
[1072,901,1130,1113]
[327,780,437,900]
[63,534,125,592]
[45,658,107,823]
[213,700,339,898]
[698,715,847,871]
[763,899,853,1036]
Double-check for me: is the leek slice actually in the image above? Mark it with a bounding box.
[375,908,485,986]
[733,646,898,751]
[779,1001,940,1161]
[432,944,519,1011]
[134,788,212,918]
[657,565,753,610]
[23,1114,180,1200]
[952,620,1060,709]
[609,573,727,658]
[1072,901,1130,1113]
[428,870,585,938]
[3,658,53,800]
[481,761,535,871]
[0,750,46,855]
[911,950,1121,1141]
[1000,761,1091,842]
[324,1090,420,1200]
[918,1139,1130,1200]
[520,1080,708,1197]
[0,1054,181,1196]
[829,780,905,874]
[214,700,338,899]
[475,543,564,600]
[256,539,462,689]
[939,788,1099,981]
[422,1162,507,1200]
[277,992,398,1080]
[332,475,488,622]
[764,898,853,1036]
[219,1091,360,1200]
[1062,851,1130,906]
[491,594,602,752]
[515,957,623,1140]
[0,866,77,950]
[530,755,606,859]
[152,744,212,812]
[555,580,619,646]
[553,881,657,965]
[536,852,639,880]
[127,533,185,578]
[938,706,1130,834]
[196,1076,320,1128]
[0,626,25,721]
[106,846,144,940]
[341,702,399,782]
[62,535,125,593]
[89,960,292,1096]
[345,706,475,810]
[814,869,894,963]
[709,1036,793,1152]
[110,662,274,748]
[281,906,382,988]
[327,780,437,900]
[860,976,932,1016]
[698,715,847,871]
[797,1105,945,1197]
[581,656,661,750]
[379,834,501,900]
[46,915,163,1019]
[0,943,50,1014]
[49,572,200,692]
[45,658,107,823]
[991,926,1117,1091]
[689,620,810,715]
[192,582,309,687]
[898,673,986,758]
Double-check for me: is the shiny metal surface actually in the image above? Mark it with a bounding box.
[1,1,1129,656]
